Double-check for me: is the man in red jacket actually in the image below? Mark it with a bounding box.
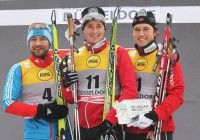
[126,9,185,140]
[62,6,138,140]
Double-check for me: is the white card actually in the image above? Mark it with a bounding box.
[114,99,152,124]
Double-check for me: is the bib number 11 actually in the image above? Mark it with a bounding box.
[86,75,99,89]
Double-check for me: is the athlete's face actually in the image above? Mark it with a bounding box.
[132,23,158,47]
[29,36,49,58]
[83,20,105,45]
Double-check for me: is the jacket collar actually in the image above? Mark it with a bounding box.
[29,52,52,68]
[135,40,158,56]
[84,37,109,54]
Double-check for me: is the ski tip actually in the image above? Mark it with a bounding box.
[51,10,56,23]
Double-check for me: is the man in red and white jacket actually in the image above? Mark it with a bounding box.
[62,6,138,140]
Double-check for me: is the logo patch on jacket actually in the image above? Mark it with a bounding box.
[38,69,53,81]
[135,58,148,71]
[86,55,101,68]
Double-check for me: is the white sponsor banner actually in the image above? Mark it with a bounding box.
[0,6,200,26]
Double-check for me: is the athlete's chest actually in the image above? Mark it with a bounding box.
[129,49,158,73]
[20,60,56,104]
[75,47,109,71]
[129,49,159,100]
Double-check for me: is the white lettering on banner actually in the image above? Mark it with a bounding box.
[1,6,200,26]
[61,7,154,23]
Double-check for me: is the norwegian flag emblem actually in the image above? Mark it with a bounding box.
[139,17,144,22]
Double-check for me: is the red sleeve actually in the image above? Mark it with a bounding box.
[154,62,184,120]
[105,46,138,124]
[62,85,74,104]
[5,101,37,117]
[116,47,138,101]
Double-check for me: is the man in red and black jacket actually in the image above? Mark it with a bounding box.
[126,9,184,140]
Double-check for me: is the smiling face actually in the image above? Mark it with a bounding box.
[132,23,158,47]
[83,20,105,45]
[29,36,49,58]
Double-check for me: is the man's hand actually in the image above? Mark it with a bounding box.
[35,101,68,121]
[101,120,123,140]
[62,70,78,88]
[127,111,158,129]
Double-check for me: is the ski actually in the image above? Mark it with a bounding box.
[66,13,81,140]
[153,13,174,140]
[103,7,120,120]
[51,10,71,140]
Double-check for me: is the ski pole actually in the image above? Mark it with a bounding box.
[66,13,81,140]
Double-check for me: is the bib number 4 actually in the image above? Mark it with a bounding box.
[42,88,53,101]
